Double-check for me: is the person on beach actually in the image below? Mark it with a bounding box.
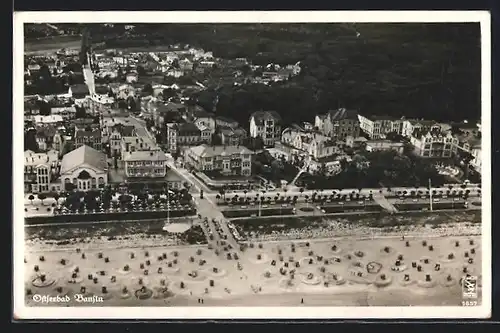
[301,298,304,304]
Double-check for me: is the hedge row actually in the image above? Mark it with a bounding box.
[321,204,383,214]
[395,201,466,211]
[222,208,294,218]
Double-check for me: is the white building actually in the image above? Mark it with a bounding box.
[184,144,253,176]
[24,149,60,193]
[123,150,168,178]
[281,124,343,160]
[249,111,282,147]
[33,115,64,126]
[59,145,108,192]
[166,123,178,154]
[357,115,396,139]
[410,129,458,158]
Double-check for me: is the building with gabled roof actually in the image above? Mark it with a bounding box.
[184,144,253,176]
[60,145,108,191]
[69,84,90,99]
[315,108,361,140]
[24,149,60,193]
[249,110,282,147]
[410,128,458,158]
[75,128,102,151]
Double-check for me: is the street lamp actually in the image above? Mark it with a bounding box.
[428,178,433,212]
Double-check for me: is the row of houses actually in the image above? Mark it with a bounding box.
[247,108,482,173]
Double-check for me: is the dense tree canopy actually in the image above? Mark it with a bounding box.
[299,150,447,189]
[85,23,481,124]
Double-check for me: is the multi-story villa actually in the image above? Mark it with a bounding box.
[281,123,344,160]
[120,136,158,160]
[109,124,136,157]
[357,115,396,139]
[249,111,282,147]
[315,108,361,140]
[75,128,102,151]
[410,129,458,158]
[24,149,60,193]
[123,150,168,178]
[184,144,253,176]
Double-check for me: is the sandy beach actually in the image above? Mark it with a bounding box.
[24,223,482,307]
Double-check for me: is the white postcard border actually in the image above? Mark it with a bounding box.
[13,10,492,319]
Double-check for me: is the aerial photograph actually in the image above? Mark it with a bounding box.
[21,22,483,308]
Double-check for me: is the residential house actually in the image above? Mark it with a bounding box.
[60,145,108,192]
[215,116,239,129]
[152,102,186,129]
[197,123,213,144]
[345,136,368,149]
[75,128,102,151]
[219,126,247,146]
[176,122,202,147]
[470,143,482,174]
[184,144,253,176]
[281,124,343,161]
[109,124,136,157]
[165,123,178,154]
[120,136,158,160]
[123,150,167,178]
[24,149,60,193]
[410,129,458,158]
[72,117,95,128]
[125,71,139,83]
[27,63,41,75]
[179,58,193,71]
[35,126,57,152]
[165,68,184,77]
[33,115,64,126]
[408,119,442,133]
[358,115,396,139]
[193,112,216,134]
[315,108,361,140]
[249,110,282,147]
[68,84,90,99]
[454,131,482,173]
[52,132,65,156]
[391,118,414,138]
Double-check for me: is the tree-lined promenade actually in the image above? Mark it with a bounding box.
[208,184,481,203]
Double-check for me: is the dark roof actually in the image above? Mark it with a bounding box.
[216,116,239,125]
[250,111,282,125]
[113,124,136,136]
[191,105,214,118]
[327,108,360,122]
[36,125,57,138]
[412,128,448,140]
[162,111,184,123]
[219,126,247,137]
[72,118,95,125]
[95,85,109,95]
[177,122,201,136]
[75,129,101,138]
[157,103,186,113]
[70,84,90,96]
